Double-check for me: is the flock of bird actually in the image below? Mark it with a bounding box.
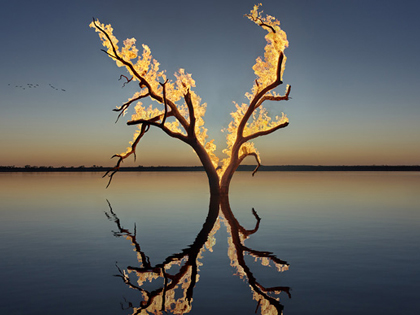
[8,83,66,92]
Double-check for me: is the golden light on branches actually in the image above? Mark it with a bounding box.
[90,3,292,191]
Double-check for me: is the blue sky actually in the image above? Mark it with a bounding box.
[1,0,419,167]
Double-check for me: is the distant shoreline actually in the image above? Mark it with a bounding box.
[1,165,419,172]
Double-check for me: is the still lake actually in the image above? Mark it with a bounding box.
[0,171,419,314]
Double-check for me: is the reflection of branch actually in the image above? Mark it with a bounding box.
[243,208,261,235]
[105,200,151,268]
[106,195,290,314]
[106,196,220,314]
[221,196,290,314]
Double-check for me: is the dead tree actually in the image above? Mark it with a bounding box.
[90,4,292,194]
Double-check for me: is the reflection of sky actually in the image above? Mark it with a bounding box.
[1,172,419,314]
[229,172,420,231]
[1,0,420,167]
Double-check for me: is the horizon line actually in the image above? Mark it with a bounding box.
[1,165,419,172]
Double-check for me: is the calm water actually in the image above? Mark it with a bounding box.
[0,171,419,314]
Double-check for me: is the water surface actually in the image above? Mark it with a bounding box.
[0,171,419,314]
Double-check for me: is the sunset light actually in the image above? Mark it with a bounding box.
[1,1,419,315]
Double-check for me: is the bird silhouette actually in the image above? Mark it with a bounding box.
[8,83,66,91]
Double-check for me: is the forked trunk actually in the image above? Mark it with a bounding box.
[191,140,220,196]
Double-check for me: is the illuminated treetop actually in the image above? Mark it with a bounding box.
[90,3,292,193]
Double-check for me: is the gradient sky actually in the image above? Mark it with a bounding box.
[1,0,419,167]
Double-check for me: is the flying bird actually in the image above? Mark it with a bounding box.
[8,83,66,91]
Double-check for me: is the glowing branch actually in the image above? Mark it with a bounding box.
[239,52,285,137]
[127,117,189,143]
[103,123,150,188]
[100,49,118,60]
[245,13,276,33]
[114,92,150,122]
[243,120,289,142]
[92,19,189,130]
[93,19,144,82]
[237,152,261,177]
[255,84,291,110]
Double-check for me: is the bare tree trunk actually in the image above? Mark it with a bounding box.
[220,145,241,196]
[190,140,220,196]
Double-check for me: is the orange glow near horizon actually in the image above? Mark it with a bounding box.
[2,141,418,168]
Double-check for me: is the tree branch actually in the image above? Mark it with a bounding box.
[237,152,261,177]
[93,19,119,60]
[100,48,118,60]
[119,74,133,87]
[93,19,143,83]
[103,124,150,188]
[127,118,189,143]
[145,91,190,134]
[245,14,277,33]
[93,19,191,133]
[243,120,289,143]
[114,92,150,123]
[237,51,285,141]
[184,89,196,135]
[159,79,169,126]
[254,84,291,110]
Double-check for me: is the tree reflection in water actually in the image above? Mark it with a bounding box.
[105,195,290,314]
